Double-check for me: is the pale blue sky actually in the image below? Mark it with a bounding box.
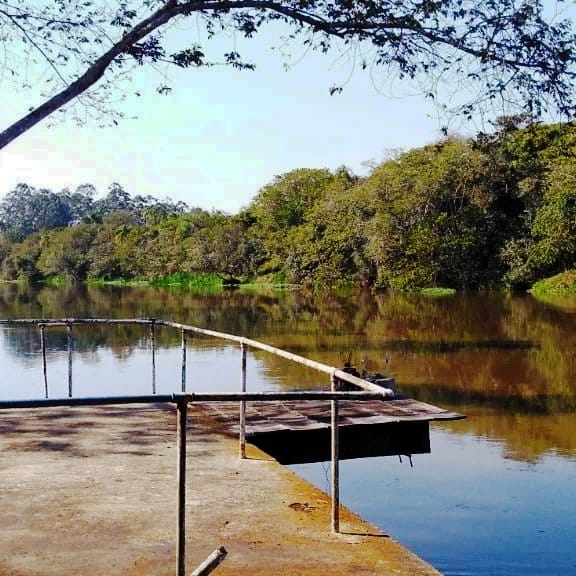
[0,28,471,214]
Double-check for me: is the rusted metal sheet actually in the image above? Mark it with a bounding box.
[193,398,464,464]
[195,398,463,438]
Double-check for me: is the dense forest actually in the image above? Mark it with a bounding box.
[2,117,576,292]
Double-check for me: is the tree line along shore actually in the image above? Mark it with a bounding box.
[2,117,576,294]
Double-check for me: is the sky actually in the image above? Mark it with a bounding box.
[0,20,472,215]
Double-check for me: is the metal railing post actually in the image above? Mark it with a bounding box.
[176,397,188,576]
[150,320,156,394]
[239,341,247,459]
[40,324,48,398]
[181,329,187,393]
[330,371,340,533]
[66,323,73,398]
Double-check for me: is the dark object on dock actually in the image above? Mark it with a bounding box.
[195,398,464,465]
[337,355,396,394]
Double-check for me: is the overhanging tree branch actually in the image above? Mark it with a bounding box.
[1,0,576,150]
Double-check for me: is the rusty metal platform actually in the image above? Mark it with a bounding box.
[194,398,464,464]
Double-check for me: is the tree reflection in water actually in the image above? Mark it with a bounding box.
[1,283,575,575]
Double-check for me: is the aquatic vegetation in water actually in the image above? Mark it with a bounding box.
[418,287,456,297]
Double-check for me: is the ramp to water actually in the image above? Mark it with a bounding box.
[0,404,442,576]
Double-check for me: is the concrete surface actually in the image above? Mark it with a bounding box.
[0,404,442,575]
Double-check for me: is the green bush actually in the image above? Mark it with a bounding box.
[529,270,576,295]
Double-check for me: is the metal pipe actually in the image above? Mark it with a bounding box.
[181,328,187,393]
[150,320,156,395]
[0,390,387,411]
[40,324,48,399]
[189,546,227,576]
[0,395,175,410]
[159,321,395,396]
[0,318,155,326]
[239,342,247,459]
[176,398,188,576]
[67,323,73,398]
[330,371,340,533]
[0,318,395,397]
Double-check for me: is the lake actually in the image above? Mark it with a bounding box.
[1,283,575,576]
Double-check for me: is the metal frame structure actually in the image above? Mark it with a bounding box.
[0,318,393,576]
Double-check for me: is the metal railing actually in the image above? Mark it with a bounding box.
[0,318,395,576]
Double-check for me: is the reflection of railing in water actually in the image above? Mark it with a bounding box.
[0,317,394,576]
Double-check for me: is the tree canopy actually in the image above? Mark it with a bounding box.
[3,119,576,290]
[1,0,576,148]
[0,182,187,241]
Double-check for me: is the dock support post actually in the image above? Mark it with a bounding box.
[239,341,247,459]
[330,372,340,533]
[176,398,188,576]
[181,329,187,392]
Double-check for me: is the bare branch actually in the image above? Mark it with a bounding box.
[1,0,575,149]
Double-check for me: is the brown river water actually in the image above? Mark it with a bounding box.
[0,283,575,575]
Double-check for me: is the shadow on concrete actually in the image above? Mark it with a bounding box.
[0,402,225,458]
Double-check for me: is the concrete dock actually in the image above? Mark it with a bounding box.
[0,404,442,576]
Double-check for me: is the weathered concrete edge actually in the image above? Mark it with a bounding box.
[0,404,443,576]
[195,404,441,575]
[238,437,444,576]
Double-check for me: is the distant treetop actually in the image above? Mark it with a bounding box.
[0,182,189,241]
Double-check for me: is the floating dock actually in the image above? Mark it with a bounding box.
[197,398,464,464]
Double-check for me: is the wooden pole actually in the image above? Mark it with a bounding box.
[176,398,188,576]
[40,324,48,399]
[181,328,187,393]
[330,372,340,533]
[67,323,73,398]
[239,342,247,459]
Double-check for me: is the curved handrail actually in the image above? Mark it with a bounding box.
[0,317,396,397]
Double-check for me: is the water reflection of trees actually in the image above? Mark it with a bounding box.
[436,410,576,463]
[2,283,576,461]
[3,285,576,407]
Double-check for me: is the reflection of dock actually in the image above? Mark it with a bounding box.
[196,398,464,464]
